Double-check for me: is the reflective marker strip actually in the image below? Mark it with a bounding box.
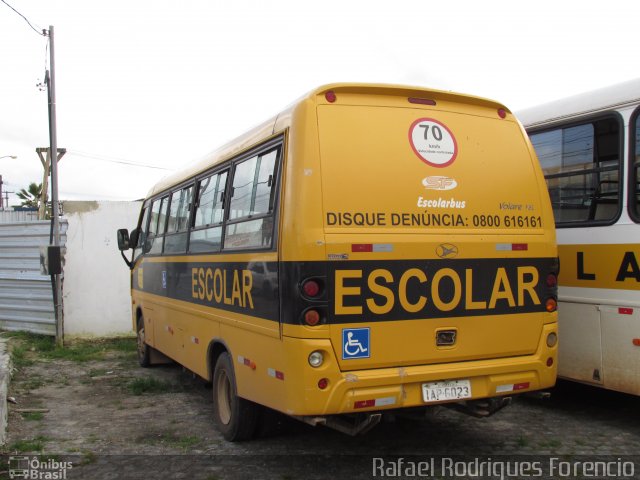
[267,368,284,380]
[496,384,514,393]
[375,396,396,406]
[619,308,633,315]
[238,356,256,370]
[496,244,528,251]
[352,244,393,253]
[496,382,530,393]
[354,396,396,409]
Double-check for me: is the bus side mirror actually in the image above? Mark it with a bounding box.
[117,229,131,251]
[129,228,140,248]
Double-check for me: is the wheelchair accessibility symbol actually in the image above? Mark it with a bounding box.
[342,328,370,359]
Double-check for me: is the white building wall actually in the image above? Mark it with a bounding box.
[63,201,142,337]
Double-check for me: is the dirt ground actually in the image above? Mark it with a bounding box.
[2,335,227,455]
[1,334,640,480]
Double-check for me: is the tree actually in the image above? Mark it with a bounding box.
[16,182,43,208]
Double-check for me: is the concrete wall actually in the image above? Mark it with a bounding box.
[63,201,142,337]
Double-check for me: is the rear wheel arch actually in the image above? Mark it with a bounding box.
[136,309,151,368]
[207,339,230,382]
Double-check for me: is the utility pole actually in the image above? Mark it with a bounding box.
[36,147,66,219]
[44,25,64,347]
[0,175,3,209]
[3,191,13,209]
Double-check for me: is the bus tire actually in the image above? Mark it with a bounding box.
[136,317,151,368]
[213,352,258,441]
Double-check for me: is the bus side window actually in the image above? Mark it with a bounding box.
[133,206,150,260]
[530,117,620,225]
[189,171,228,253]
[147,196,169,255]
[630,108,640,221]
[164,185,194,254]
[224,148,279,250]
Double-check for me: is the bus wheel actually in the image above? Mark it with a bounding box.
[136,317,151,368]
[213,352,258,441]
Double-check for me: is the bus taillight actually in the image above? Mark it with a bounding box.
[545,298,557,313]
[302,279,321,298]
[546,273,558,287]
[408,97,436,106]
[304,308,321,326]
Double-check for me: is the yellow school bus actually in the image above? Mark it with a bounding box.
[117,83,559,440]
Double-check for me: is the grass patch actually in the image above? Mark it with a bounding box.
[538,438,562,449]
[21,412,44,421]
[88,368,109,377]
[20,375,46,391]
[170,435,200,450]
[6,332,137,364]
[127,377,182,396]
[9,435,48,453]
[10,343,34,369]
[105,337,138,353]
[81,451,97,465]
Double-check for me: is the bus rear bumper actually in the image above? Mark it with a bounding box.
[288,324,557,416]
[327,358,553,415]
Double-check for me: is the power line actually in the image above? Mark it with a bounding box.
[0,0,45,36]
[67,149,175,171]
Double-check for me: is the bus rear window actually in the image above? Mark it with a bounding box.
[318,105,545,231]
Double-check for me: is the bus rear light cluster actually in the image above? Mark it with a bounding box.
[299,276,327,326]
[544,261,559,314]
[546,332,558,348]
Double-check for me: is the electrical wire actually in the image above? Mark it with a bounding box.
[0,0,46,36]
[67,149,174,171]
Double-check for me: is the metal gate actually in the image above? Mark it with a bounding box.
[0,221,67,335]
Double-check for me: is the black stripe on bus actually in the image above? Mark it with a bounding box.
[134,257,557,325]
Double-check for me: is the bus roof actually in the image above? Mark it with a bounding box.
[146,83,510,199]
[517,78,640,129]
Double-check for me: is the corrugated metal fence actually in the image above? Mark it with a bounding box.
[0,210,39,223]
[0,221,67,335]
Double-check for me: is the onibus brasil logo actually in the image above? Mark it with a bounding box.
[8,456,72,479]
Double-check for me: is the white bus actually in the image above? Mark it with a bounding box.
[519,78,640,395]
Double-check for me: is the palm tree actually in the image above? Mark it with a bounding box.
[16,182,42,208]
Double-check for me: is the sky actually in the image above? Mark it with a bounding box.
[1,0,639,207]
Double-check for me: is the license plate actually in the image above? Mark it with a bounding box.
[422,379,472,403]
